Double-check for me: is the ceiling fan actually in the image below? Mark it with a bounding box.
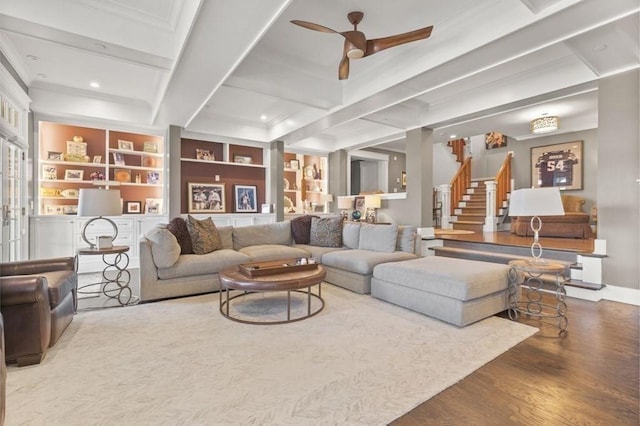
[291,11,433,80]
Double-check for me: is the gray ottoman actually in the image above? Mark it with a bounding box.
[371,257,510,326]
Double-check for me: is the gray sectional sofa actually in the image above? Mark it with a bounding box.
[139,217,417,302]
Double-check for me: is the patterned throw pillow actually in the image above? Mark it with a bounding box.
[290,215,317,244]
[166,217,193,254]
[309,217,342,247]
[186,215,223,254]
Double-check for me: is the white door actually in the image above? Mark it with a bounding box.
[1,137,26,261]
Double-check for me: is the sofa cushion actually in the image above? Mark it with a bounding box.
[396,225,416,254]
[157,249,251,280]
[217,226,234,250]
[309,217,342,247]
[359,223,398,253]
[290,215,317,244]
[166,217,193,254]
[238,244,310,262]
[342,222,361,249]
[233,222,292,249]
[292,244,345,263]
[145,226,181,268]
[187,215,223,255]
[322,249,416,275]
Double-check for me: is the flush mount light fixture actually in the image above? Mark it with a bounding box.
[530,115,559,134]
[90,81,100,88]
[260,114,267,121]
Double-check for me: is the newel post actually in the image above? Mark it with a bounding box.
[483,180,497,233]
[439,184,453,229]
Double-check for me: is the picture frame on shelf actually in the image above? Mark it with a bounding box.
[196,149,213,161]
[118,139,134,151]
[113,152,125,166]
[64,169,84,181]
[146,171,160,184]
[93,155,102,163]
[401,171,407,189]
[40,187,61,197]
[44,204,64,215]
[114,168,131,183]
[66,140,87,157]
[47,151,63,160]
[125,201,142,214]
[233,154,252,164]
[234,184,257,213]
[42,165,57,180]
[145,198,163,214]
[289,159,300,170]
[354,196,366,219]
[530,140,583,190]
[63,205,78,215]
[188,183,225,213]
[143,141,158,153]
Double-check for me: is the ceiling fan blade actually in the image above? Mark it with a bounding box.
[291,20,340,34]
[338,55,350,80]
[365,26,433,56]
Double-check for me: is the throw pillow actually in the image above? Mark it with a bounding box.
[290,215,317,244]
[309,217,342,247]
[396,225,416,253]
[342,222,361,249]
[166,217,194,254]
[358,223,398,253]
[145,226,181,268]
[186,215,223,254]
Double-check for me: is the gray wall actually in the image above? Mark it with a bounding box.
[597,69,639,290]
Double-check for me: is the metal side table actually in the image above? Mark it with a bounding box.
[76,245,136,306]
[508,259,568,334]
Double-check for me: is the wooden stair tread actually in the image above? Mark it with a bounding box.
[452,220,484,224]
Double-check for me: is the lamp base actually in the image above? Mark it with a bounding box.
[81,216,119,249]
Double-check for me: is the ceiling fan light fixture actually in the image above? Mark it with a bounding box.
[530,116,559,134]
[347,48,364,59]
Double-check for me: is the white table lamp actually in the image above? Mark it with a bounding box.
[509,187,564,263]
[77,188,122,249]
[337,196,353,221]
[364,194,382,223]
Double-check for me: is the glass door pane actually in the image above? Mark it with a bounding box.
[2,139,25,261]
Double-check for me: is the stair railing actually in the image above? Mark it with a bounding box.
[494,152,513,212]
[449,157,472,216]
[447,138,466,163]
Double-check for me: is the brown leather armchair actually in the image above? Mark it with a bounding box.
[0,257,78,366]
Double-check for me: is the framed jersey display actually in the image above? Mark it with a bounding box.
[531,141,583,190]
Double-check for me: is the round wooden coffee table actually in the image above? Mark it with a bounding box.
[219,264,326,325]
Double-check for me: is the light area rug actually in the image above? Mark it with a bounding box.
[6,284,536,425]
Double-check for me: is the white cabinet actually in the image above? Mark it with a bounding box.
[31,216,76,259]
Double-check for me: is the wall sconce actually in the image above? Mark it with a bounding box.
[364,194,381,223]
[337,196,353,221]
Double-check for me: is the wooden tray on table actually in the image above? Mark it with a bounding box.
[237,258,318,277]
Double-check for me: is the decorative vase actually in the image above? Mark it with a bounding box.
[351,210,362,221]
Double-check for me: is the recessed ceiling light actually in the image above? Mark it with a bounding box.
[27,55,39,61]
[90,81,100,88]
[260,115,267,121]
[450,134,456,139]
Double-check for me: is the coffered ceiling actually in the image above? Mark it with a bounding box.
[0,0,638,153]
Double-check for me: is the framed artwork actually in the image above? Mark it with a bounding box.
[42,165,57,180]
[146,171,160,184]
[485,132,507,149]
[64,169,84,181]
[93,155,102,163]
[66,140,87,157]
[188,183,225,213]
[196,149,213,161]
[145,198,163,214]
[125,201,142,214]
[233,154,252,164]
[531,140,583,190]
[44,204,64,215]
[113,152,125,166]
[401,171,407,189]
[234,185,257,212]
[354,195,365,217]
[47,151,63,160]
[289,159,300,170]
[114,168,131,183]
[118,139,134,151]
[143,141,158,153]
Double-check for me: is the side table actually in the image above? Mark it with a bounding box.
[76,245,136,306]
[507,259,568,334]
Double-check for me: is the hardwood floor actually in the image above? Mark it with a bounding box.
[391,294,640,425]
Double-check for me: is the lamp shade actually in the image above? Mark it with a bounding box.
[324,193,334,203]
[508,187,564,217]
[337,196,353,209]
[364,194,381,209]
[77,188,122,217]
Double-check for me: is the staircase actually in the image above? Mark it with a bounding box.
[451,181,489,232]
